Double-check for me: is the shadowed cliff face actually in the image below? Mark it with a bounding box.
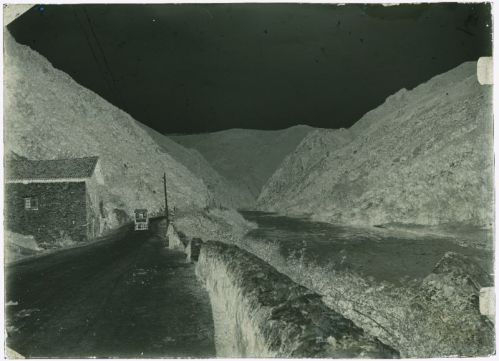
[258,61,493,227]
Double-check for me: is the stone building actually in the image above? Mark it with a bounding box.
[5,155,104,245]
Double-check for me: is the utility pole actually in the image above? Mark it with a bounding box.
[163,172,169,228]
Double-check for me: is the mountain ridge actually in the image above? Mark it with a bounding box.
[170,124,314,206]
[257,61,493,227]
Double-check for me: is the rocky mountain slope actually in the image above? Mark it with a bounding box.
[258,62,493,227]
[138,123,253,209]
[170,125,313,206]
[3,32,250,238]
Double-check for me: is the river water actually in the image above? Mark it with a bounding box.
[240,211,493,285]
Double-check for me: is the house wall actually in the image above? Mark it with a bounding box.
[5,182,88,244]
[85,173,102,239]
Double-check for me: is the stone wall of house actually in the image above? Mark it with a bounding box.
[85,174,103,239]
[5,182,88,245]
[85,191,100,240]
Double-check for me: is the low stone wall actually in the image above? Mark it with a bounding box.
[195,241,399,358]
[166,224,183,250]
[186,238,203,263]
[149,218,184,250]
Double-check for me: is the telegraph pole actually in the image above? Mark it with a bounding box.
[163,172,169,228]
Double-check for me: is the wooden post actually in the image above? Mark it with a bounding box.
[163,172,170,228]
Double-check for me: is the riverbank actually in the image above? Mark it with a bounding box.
[377,222,493,251]
[236,211,494,357]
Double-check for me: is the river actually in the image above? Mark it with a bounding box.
[240,211,493,285]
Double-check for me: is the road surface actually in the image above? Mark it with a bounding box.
[5,224,216,358]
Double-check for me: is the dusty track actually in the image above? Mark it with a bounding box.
[5,224,215,358]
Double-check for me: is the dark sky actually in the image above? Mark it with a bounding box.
[8,3,492,134]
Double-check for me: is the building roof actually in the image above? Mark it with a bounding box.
[5,156,99,181]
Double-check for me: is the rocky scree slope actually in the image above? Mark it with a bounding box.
[170,125,313,207]
[3,32,250,239]
[258,62,493,227]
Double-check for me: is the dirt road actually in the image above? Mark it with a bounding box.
[5,225,216,358]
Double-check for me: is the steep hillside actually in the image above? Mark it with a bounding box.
[258,62,493,227]
[138,123,253,208]
[258,128,352,203]
[170,125,313,205]
[3,32,250,239]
